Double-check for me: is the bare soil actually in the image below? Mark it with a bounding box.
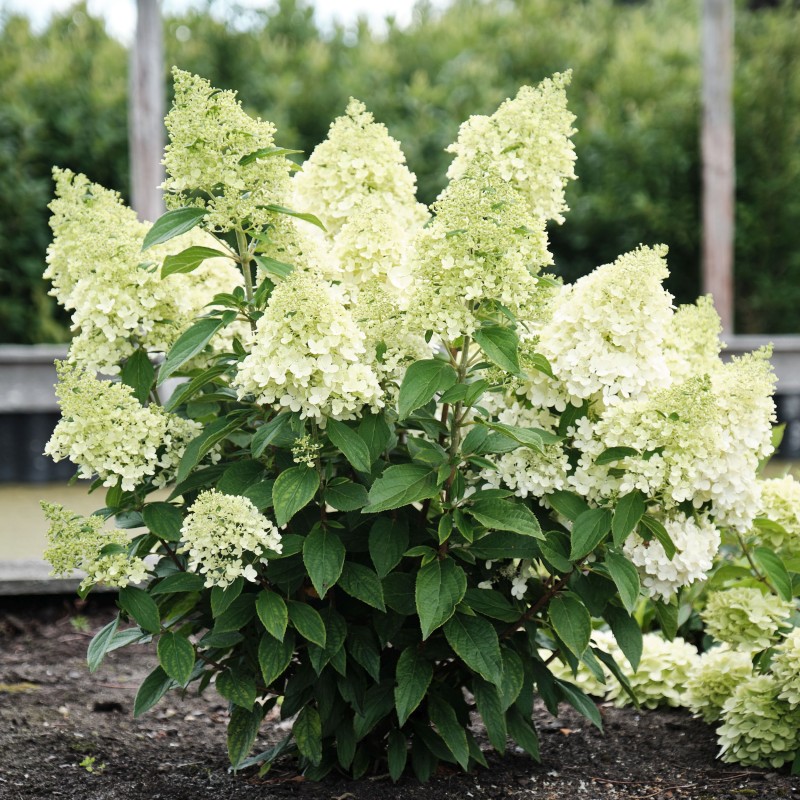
[0,597,797,800]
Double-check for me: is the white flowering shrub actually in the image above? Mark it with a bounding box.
[43,67,782,781]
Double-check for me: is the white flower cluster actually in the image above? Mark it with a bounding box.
[163,69,293,232]
[771,628,800,709]
[234,269,383,421]
[447,72,577,224]
[754,475,800,557]
[42,502,147,590]
[622,511,720,601]
[684,646,754,723]
[46,169,242,374]
[45,362,202,491]
[663,295,724,383]
[179,489,282,588]
[701,587,793,651]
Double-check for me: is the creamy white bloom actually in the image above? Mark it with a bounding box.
[179,489,281,588]
[663,295,724,383]
[234,269,383,422]
[754,475,800,558]
[701,587,793,651]
[45,362,202,491]
[447,72,577,224]
[623,512,720,601]
[684,646,754,723]
[537,245,673,408]
[771,628,800,709]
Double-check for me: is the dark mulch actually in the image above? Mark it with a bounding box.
[0,596,797,800]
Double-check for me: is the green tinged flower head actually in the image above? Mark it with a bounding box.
[717,674,800,768]
[47,169,243,373]
[663,295,724,383]
[179,489,281,588]
[772,627,800,708]
[755,475,800,558]
[292,98,428,237]
[409,159,550,341]
[162,69,293,232]
[44,362,202,491]
[684,646,754,723]
[701,587,793,651]
[446,72,577,224]
[42,503,147,590]
[233,269,383,421]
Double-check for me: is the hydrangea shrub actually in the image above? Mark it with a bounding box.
[43,68,780,780]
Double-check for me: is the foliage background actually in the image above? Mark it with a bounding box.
[1,0,798,343]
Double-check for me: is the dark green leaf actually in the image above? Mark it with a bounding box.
[595,446,638,466]
[118,586,160,634]
[469,498,543,539]
[527,352,554,378]
[358,413,392,462]
[326,479,368,511]
[213,594,256,632]
[556,679,603,731]
[569,508,612,560]
[87,616,119,673]
[653,599,679,641]
[398,359,457,420]
[347,627,381,682]
[754,547,793,601]
[469,530,541,560]
[217,461,265,495]
[604,552,641,614]
[473,677,507,753]
[383,572,417,616]
[369,517,409,578]
[294,706,322,765]
[162,245,230,277]
[239,146,302,165]
[142,502,183,543]
[176,415,243,484]
[640,515,677,560]
[363,464,439,514]
[120,349,154,405]
[251,414,293,457]
[258,631,294,686]
[338,562,385,611]
[228,705,263,770]
[612,491,646,547]
[157,632,195,684]
[428,694,469,770]
[506,706,540,760]
[416,558,467,639]
[211,578,243,617]
[464,589,519,623]
[253,254,294,280]
[303,526,345,599]
[151,572,205,595]
[474,326,520,373]
[287,601,326,648]
[133,666,174,716]
[499,648,525,710]
[387,731,407,782]
[273,465,319,527]
[264,203,326,231]
[142,207,206,250]
[158,317,224,384]
[395,647,433,726]
[256,590,288,641]
[444,613,504,686]
[217,668,257,710]
[548,593,591,657]
[548,490,590,522]
[326,418,372,472]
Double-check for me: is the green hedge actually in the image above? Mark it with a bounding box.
[1,0,799,342]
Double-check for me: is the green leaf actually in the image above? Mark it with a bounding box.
[653,598,678,641]
[133,666,174,716]
[527,352,554,379]
[338,562,385,611]
[228,706,263,770]
[118,586,160,634]
[612,491,646,547]
[251,413,294,457]
[398,359,457,420]
[548,593,591,657]
[477,420,556,451]
[499,648,525,710]
[294,706,322,765]
[210,578,243,617]
[264,203,326,231]
[569,508,612,560]
[469,498,543,539]
[387,731,407,782]
[555,679,603,731]
[142,502,183,543]
[213,594,256,632]
[639,515,677,560]
[464,589,519,623]
[158,317,224,384]
[363,464,439,514]
[753,547,793,601]
[383,573,417,616]
[142,206,206,250]
[273,465,319,527]
[428,695,469,770]
[792,751,800,777]
[326,418,372,472]
[217,460,265,496]
[238,146,302,165]
[157,632,195,685]
[163,363,228,412]
[473,325,520,374]
[593,647,639,708]
[444,613,504,686]
[347,627,381,682]
[358,413,392,462]
[473,677,507,753]
[506,706,540,760]
[416,558,467,639]
[253,254,294,280]
[395,647,433,726]
[287,601,326,648]
[161,245,230,278]
[87,616,119,673]
[258,631,294,686]
[325,479,368,511]
[595,446,638,466]
[216,668,257,710]
[176,415,244,485]
[369,517,409,578]
[256,590,288,641]
[303,526,345,599]
[604,552,641,614]
[548,490,590,522]
[120,349,154,405]
[469,530,542,560]
[150,572,205,595]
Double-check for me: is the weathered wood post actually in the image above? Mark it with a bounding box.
[130,0,165,223]
[701,0,735,334]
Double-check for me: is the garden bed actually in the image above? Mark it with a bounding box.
[0,597,795,800]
